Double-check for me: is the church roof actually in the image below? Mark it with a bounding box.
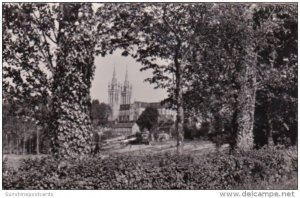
[133,101,167,109]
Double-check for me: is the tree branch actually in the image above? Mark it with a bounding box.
[41,31,55,70]
[32,11,55,71]
[162,6,181,46]
[45,32,57,44]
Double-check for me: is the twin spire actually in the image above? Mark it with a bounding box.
[108,65,132,120]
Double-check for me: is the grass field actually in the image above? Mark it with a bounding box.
[4,139,223,169]
[100,139,224,155]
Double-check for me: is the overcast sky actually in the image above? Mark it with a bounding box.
[90,50,168,103]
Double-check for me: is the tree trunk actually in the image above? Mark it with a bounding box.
[36,128,40,155]
[31,138,34,154]
[50,4,95,159]
[29,139,32,154]
[235,5,257,152]
[176,97,184,154]
[175,57,184,154]
[229,108,238,152]
[23,122,26,155]
[22,138,26,155]
[213,112,223,151]
[8,135,13,154]
[7,134,13,154]
[235,53,257,151]
[266,100,274,146]
[16,138,20,155]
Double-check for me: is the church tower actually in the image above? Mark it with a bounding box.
[121,66,132,105]
[108,66,121,120]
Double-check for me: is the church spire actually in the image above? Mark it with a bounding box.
[124,65,129,89]
[112,65,117,85]
[108,65,121,121]
[124,65,129,85]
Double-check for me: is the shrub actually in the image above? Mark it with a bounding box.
[3,146,297,190]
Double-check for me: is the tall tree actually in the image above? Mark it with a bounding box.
[3,3,97,159]
[184,3,297,150]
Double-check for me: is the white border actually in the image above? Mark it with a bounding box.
[1,1,299,198]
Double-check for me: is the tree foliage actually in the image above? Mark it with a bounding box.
[183,4,297,149]
[3,3,98,159]
[136,106,159,131]
[253,4,297,147]
[90,100,112,126]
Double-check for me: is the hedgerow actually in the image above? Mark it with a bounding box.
[2,146,297,190]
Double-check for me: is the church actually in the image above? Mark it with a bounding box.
[107,67,176,124]
[108,66,132,121]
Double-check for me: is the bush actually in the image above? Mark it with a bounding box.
[3,146,297,190]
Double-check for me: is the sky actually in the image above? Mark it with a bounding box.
[90,50,168,103]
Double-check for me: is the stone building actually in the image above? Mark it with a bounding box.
[108,66,176,124]
[119,101,176,122]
